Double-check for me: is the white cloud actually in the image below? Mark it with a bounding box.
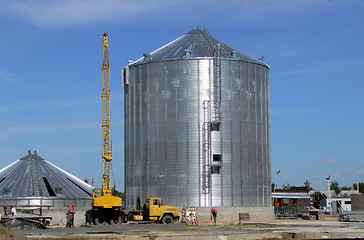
[0,97,99,113]
[0,0,334,28]
[357,170,364,175]
[318,61,364,69]
[218,0,273,6]
[270,108,304,115]
[277,48,306,58]
[321,158,336,163]
[0,0,182,28]
[272,69,311,77]
[0,121,97,141]
[312,174,325,179]
[216,0,329,15]
[0,94,122,114]
[0,70,23,85]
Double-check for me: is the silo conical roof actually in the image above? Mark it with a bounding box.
[0,151,92,199]
[130,28,266,66]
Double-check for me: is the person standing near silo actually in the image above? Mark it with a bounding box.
[65,204,76,227]
[211,208,217,223]
[10,205,16,218]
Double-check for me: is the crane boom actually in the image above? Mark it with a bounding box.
[101,32,113,196]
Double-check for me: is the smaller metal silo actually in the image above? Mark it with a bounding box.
[0,151,93,225]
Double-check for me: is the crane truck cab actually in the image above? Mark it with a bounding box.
[127,198,179,224]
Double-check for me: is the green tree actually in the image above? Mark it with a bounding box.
[114,190,125,199]
[340,186,352,198]
[353,182,364,193]
[304,179,313,191]
[310,191,324,209]
[330,181,341,195]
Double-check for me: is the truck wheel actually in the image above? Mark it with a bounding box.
[109,216,121,224]
[94,215,107,225]
[121,213,128,223]
[161,215,174,224]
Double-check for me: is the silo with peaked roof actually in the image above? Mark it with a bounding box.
[0,151,93,225]
[122,29,271,214]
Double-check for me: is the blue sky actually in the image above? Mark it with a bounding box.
[0,0,363,192]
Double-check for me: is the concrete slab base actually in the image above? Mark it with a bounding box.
[190,206,274,224]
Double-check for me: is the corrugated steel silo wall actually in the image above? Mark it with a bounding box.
[124,58,271,208]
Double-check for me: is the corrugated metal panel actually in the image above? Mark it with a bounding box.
[124,29,271,208]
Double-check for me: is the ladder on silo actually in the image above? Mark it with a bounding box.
[202,100,211,195]
[197,29,223,122]
[213,43,222,122]
[29,155,42,197]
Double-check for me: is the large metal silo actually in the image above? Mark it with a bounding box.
[122,29,271,209]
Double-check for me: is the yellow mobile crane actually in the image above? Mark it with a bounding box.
[90,33,123,225]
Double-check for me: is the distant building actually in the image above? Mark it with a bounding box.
[311,189,359,199]
[351,194,364,211]
[320,198,351,213]
[308,189,362,214]
[272,186,310,208]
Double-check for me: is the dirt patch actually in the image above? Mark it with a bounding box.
[0,226,26,240]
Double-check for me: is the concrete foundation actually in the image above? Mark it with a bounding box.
[41,208,89,226]
[4,208,89,226]
[185,206,274,224]
[7,206,273,227]
[44,206,274,226]
[20,219,364,240]
[0,198,92,226]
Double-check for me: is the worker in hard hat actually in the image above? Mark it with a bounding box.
[66,203,76,228]
[70,203,76,227]
[9,205,16,219]
[65,204,71,227]
[85,210,92,225]
[210,208,217,223]
[66,203,77,227]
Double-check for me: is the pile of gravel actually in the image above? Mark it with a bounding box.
[0,226,26,240]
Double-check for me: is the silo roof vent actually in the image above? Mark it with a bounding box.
[184,49,192,57]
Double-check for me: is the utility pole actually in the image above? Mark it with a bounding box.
[357,182,360,193]
[326,175,332,216]
[273,170,280,206]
